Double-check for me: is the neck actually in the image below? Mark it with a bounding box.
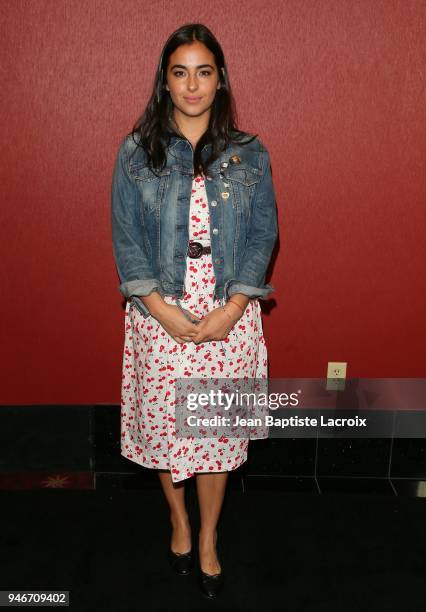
[172,108,210,149]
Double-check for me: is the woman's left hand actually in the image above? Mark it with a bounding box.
[191,306,240,344]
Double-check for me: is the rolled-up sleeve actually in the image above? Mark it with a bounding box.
[225,147,278,300]
[111,138,161,318]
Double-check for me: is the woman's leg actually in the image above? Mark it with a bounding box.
[196,472,228,574]
[158,471,191,554]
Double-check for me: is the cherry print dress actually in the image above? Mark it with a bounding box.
[120,175,269,483]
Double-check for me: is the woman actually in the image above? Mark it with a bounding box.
[111,23,278,599]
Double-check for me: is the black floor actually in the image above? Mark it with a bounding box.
[1,404,425,610]
[1,482,425,612]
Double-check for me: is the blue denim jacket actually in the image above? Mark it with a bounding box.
[111,132,278,318]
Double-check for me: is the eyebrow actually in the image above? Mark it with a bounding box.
[169,63,215,70]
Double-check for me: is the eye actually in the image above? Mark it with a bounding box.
[173,70,185,77]
[200,70,212,77]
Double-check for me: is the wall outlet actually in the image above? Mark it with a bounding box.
[327,362,347,379]
[326,362,347,390]
[327,361,348,378]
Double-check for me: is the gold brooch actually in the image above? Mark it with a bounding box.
[229,154,241,165]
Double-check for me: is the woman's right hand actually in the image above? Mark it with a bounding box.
[153,303,202,344]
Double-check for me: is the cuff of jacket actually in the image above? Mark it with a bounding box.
[118,279,162,318]
[225,281,275,300]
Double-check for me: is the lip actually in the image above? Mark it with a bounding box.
[184,96,202,104]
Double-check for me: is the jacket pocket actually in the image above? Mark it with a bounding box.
[221,165,261,187]
[221,165,261,222]
[129,164,171,215]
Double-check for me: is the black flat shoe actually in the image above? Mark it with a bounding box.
[198,568,224,599]
[168,548,194,575]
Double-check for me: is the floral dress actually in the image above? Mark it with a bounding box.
[120,175,268,483]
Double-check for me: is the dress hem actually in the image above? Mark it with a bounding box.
[120,450,249,484]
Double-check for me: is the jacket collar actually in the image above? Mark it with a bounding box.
[167,132,212,153]
[166,132,218,173]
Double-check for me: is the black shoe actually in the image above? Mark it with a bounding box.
[198,568,224,599]
[168,548,194,575]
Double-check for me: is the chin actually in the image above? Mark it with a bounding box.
[181,104,212,117]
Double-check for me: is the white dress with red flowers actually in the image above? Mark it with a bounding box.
[120,176,268,483]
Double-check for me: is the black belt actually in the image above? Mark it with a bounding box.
[187,241,211,258]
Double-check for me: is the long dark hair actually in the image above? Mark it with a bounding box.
[130,23,256,176]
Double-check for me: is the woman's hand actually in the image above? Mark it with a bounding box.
[191,303,241,344]
[153,304,202,344]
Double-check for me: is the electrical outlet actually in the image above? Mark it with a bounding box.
[327,362,347,379]
[326,362,347,390]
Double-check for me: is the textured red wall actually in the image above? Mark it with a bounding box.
[1,0,425,403]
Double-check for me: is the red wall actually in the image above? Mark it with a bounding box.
[1,0,425,403]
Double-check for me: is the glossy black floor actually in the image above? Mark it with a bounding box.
[1,477,425,611]
[1,405,426,611]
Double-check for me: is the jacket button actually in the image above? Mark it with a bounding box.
[214,258,221,264]
[211,200,217,207]
[212,228,219,235]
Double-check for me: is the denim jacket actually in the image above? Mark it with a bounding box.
[111,131,278,318]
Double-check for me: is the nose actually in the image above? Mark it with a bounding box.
[187,73,198,92]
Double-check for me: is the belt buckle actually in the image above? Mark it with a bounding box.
[188,241,203,258]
